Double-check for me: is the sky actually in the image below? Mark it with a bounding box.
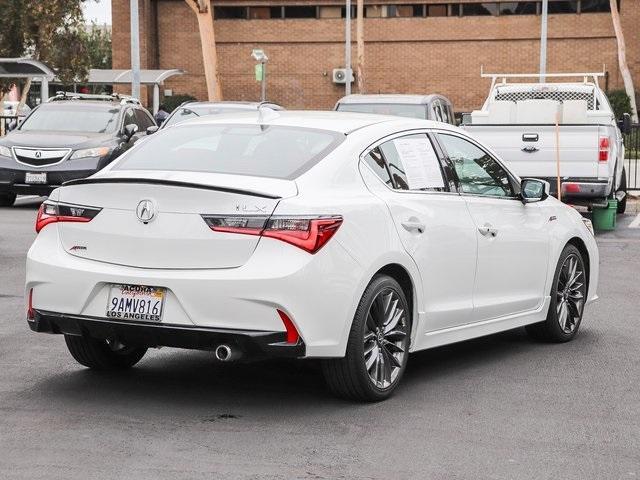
[82,0,112,25]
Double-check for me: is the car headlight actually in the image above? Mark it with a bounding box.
[0,145,12,158]
[70,146,110,160]
[582,218,595,236]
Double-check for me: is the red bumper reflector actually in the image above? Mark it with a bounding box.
[27,288,35,320]
[277,309,300,344]
[563,183,581,193]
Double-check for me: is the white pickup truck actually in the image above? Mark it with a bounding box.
[463,72,632,213]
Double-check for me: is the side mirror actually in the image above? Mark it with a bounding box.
[123,123,139,141]
[146,125,159,135]
[618,112,632,135]
[520,178,549,204]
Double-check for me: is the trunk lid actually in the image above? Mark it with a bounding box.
[58,171,297,269]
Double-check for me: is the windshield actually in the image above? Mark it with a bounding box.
[116,124,344,179]
[337,103,426,119]
[164,106,255,128]
[20,105,120,133]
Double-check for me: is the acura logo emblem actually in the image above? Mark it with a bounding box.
[35,150,42,158]
[136,199,156,223]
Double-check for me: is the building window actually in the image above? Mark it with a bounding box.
[462,3,499,15]
[548,1,578,13]
[426,4,449,16]
[499,2,539,14]
[213,6,247,19]
[341,5,357,18]
[580,0,611,12]
[284,6,317,18]
[319,6,341,18]
[386,5,424,17]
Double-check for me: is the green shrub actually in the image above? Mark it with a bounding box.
[606,90,632,120]
[162,94,197,113]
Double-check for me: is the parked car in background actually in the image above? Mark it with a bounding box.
[0,92,156,206]
[335,94,456,124]
[463,72,631,213]
[25,111,598,401]
[148,100,284,133]
[1,101,33,132]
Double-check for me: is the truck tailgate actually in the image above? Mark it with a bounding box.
[464,125,600,179]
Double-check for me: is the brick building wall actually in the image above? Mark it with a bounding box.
[112,0,640,112]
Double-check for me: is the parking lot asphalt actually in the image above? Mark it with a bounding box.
[1,196,639,480]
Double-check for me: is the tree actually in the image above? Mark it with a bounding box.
[609,0,638,122]
[0,0,90,95]
[185,0,222,101]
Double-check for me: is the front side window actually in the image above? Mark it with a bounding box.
[378,134,446,192]
[437,133,514,197]
[134,109,155,130]
[19,105,120,134]
[115,124,343,180]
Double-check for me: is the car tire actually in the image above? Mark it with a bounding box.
[526,244,587,343]
[322,274,411,402]
[64,335,147,370]
[617,169,627,215]
[0,192,16,207]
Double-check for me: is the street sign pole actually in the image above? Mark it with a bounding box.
[130,0,141,99]
[345,0,352,96]
[252,49,269,102]
[539,0,548,83]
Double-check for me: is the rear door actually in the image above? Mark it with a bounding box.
[435,131,550,321]
[361,132,478,335]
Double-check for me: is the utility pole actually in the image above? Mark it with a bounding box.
[185,0,223,101]
[356,0,364,93]
[539,0,548,83]
[130,0,141,99]
[345,0,352,96]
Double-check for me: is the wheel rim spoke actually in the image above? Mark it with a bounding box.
[363,288,409,389]
[555,254,586,334]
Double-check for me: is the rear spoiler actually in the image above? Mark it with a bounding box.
[62,177,282,200]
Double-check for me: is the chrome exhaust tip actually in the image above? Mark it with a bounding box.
[215,344,240,362]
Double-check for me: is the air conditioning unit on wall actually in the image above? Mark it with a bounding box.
[332,68,355,84]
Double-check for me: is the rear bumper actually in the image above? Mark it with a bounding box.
[29,310,305,359]
[0,168,97,195]
[539,177,611,205]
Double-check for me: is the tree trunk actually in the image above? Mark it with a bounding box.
[356,0,364,93]
[17,78,32,116]
[610,0,638,122]
[186,0,223,101]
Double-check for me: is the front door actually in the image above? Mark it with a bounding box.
[436,132,550,322]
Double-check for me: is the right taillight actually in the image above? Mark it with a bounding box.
[202,215,343,254]
[36,200,102,233]
[599,136,610,162]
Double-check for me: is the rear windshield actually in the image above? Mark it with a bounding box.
[163,106,253,128]
[115,124,344,179]
[337,103,426,119]
[20,105,120,133]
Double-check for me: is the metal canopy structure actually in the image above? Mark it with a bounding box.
[0,58,55,102]
[87,69,185,114]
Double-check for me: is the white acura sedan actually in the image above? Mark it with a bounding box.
[25,111,598,401]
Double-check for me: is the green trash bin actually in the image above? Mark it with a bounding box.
[592,199,617,231]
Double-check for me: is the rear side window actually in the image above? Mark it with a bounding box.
[363,148,393,187]
[377,134,447,192]
[115,124,344,180]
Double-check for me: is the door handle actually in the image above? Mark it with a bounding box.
[401,221,425,233]
[478,224,498,237]
[521,146,539,153]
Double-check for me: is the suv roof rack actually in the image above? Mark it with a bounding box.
[479,66,606,89]
[49,91,141,105]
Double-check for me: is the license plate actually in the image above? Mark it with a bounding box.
[106,284,165,322]
[25,172,47,184]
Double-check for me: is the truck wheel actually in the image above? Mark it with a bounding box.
[617,169,627,215]
[0,193,16,207]
[64,335,147,370]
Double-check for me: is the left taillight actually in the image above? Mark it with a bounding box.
[35,201,102,233]
[202,215,343,254]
